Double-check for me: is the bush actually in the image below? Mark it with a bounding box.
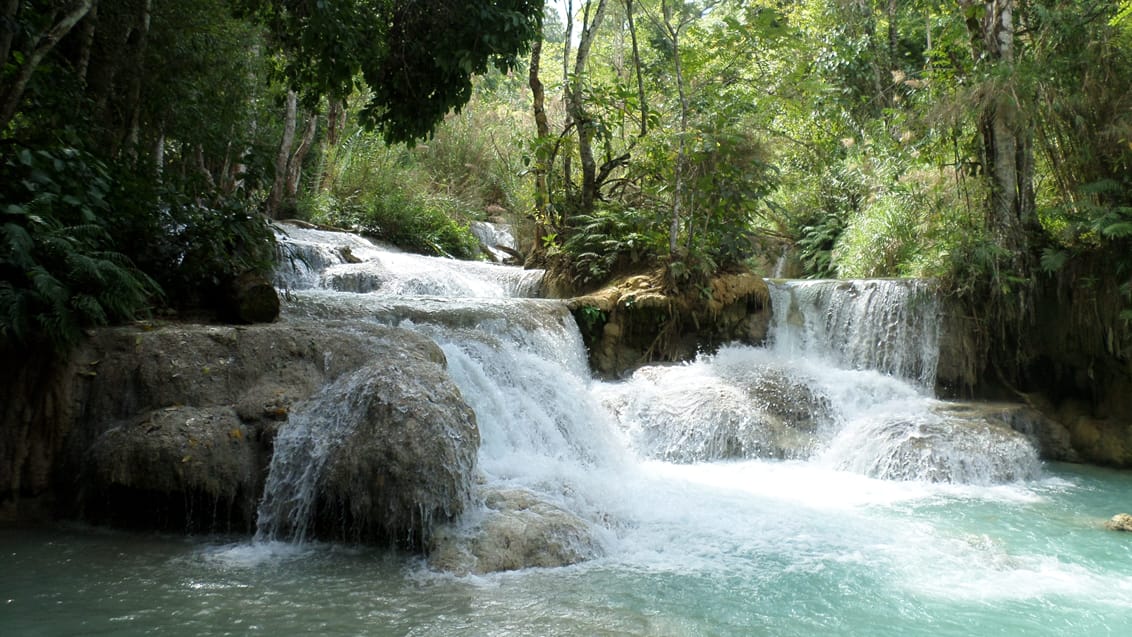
[0,146,159,351]
[307,129,481,258]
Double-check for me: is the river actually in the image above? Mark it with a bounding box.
[2,224,1130,635]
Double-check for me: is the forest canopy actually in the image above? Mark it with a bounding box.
[2,0,1132,354]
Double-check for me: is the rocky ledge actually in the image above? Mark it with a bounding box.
[3,322,478,549]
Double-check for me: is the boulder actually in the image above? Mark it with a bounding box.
[54,321,477,544]
[602,362,827,462]
[296,363,479,547]
[82,406,261,532]
[934,402,1078,462]
[1105,513,1132,532]
[428,487,603,574]
[826,402,1043,484]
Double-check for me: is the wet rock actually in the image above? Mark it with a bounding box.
[306,363,479,548]
[56,321,466,542]
[934,402,1078,462]
[826,402,1043,484]
[428,487,602,574]
[82,406,261,532]
[602,362,828,462]
[1105,513,1132,532]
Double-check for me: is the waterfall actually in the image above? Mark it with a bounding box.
[261,224,1042,549]
[255,369,368,543]
[767,279,941,389]
[470,220,519,263]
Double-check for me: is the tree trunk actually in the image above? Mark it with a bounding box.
[0,0,20,70]
[567,0,609,214]
[75,1,98,86]
[123,0,152,165]
[624,0,648,137]
[285,112,318,199]
[961,0,1033,267]
[529,34,551,222]
[665,3,687,256]
[0,0,95,132]
[267,90,298,218]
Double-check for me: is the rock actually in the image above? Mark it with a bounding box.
[82,406,261,532]
[934,402,1078,462]
[601,361,828,462]
[223,271,280,323]
[50,321,474,544]
[304,362,479,547]
[428,487,602,574]
[826,402,1043,484]
[1105,513,1132,532]
[568,269,771,378]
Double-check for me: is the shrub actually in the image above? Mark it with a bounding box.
[0,146,159,351]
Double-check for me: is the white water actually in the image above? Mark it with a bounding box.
[48,226,1118,633]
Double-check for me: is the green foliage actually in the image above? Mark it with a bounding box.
[561,204,667,286]
[307,88,534,259]
[239,0,543,144]
[304,131,479,258]
[0,146,159,351]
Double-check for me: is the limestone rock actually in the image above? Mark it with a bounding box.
[429,487,602,574]
[826,402,1043,484]
[934,402,1078,462]
[307,363,479,547]
[82,406,261,532]
[54,321,474,544]
[1105,513,1132,532]
[602,362,828,462]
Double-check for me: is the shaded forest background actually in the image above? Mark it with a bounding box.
[2,0,1132,395]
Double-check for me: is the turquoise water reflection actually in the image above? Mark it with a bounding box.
[2,463,1131,636]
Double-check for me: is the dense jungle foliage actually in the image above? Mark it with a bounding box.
[3,0,1132,355]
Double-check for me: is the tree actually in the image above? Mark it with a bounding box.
[239,0,543,145]
[0,0,95,132]
[958,0,1034,279]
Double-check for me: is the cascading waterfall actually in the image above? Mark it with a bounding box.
[9,223,1130,637]
[260,223,1043,550]
[767,279,941,389]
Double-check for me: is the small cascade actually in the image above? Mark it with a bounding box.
[275,223,543,297]
[768,279,941,389]
[470,220,519,263]
[255,370,366,543]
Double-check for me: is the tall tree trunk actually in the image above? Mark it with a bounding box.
[267,90,298,218]
[961,0,1033,267]
[124,0,152,165]
[75,1,98,86]
[663,1,688,256]
[624,0,648,137]
[0,0,20,70]
[0,0,95,132]
[561,1,575,202]
[567,0,609,214]
[529,33,551,223]
[285,112,318,199]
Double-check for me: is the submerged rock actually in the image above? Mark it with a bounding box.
[428,487,603,574]
[824,401,1043,484]
[1105,513,1132,532]
[602,360,828,462]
